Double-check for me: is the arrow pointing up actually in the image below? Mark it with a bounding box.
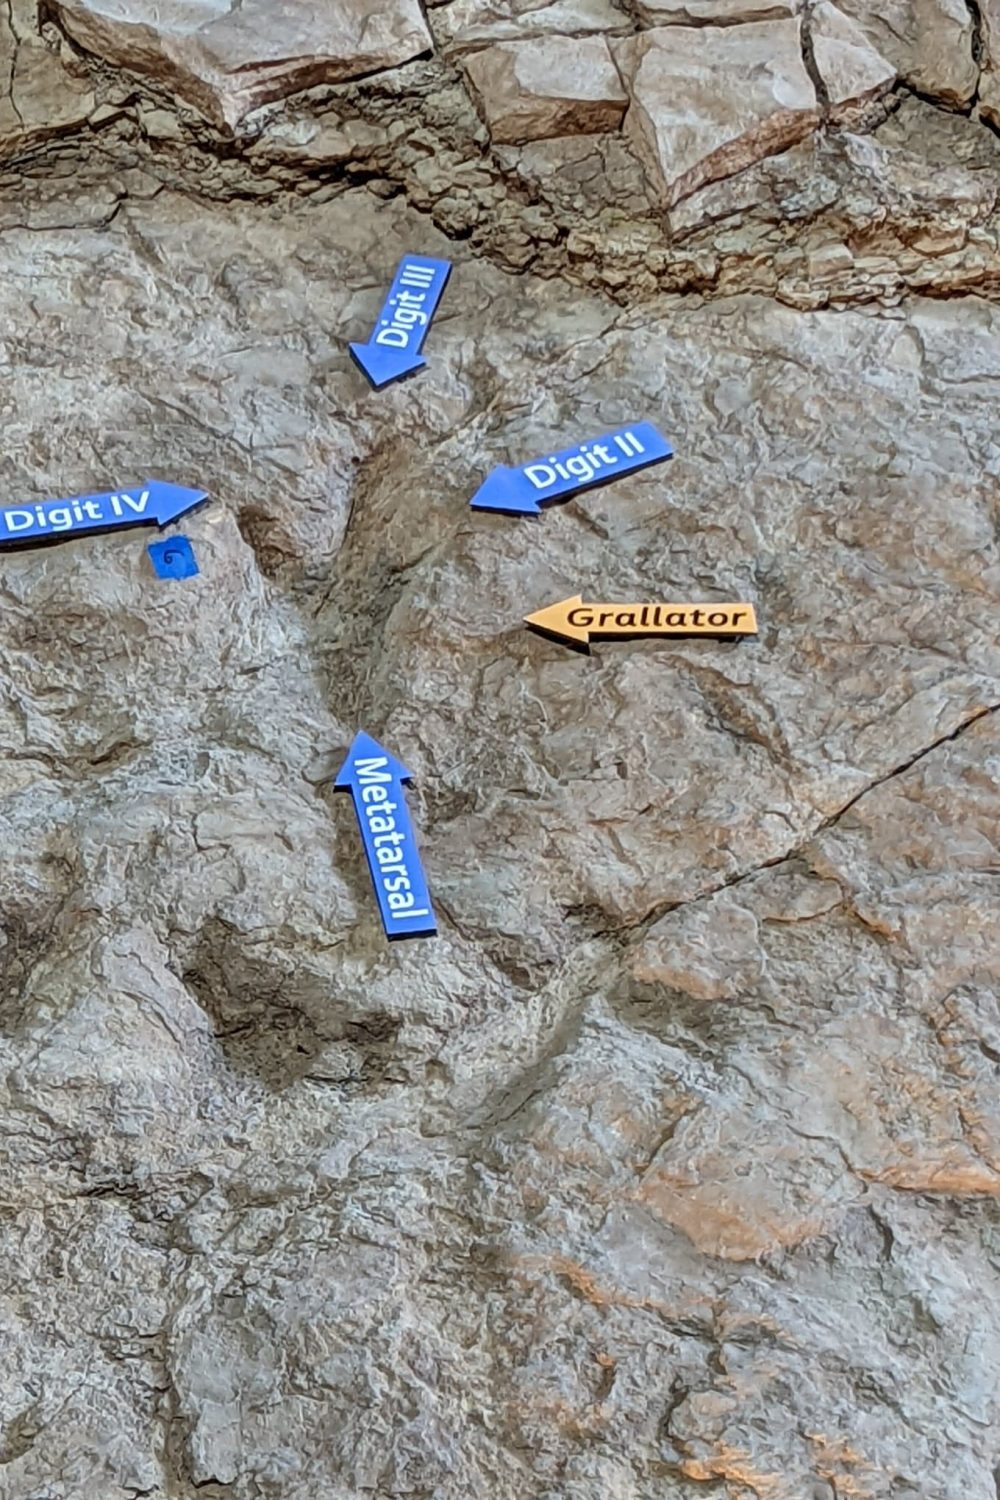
[334,732,436,940]
[524,596,759,650]
[335,731,413,788]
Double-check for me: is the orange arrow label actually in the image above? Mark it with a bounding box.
[524,595,758,649]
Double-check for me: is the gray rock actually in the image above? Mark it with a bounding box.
[0,7,997,1500]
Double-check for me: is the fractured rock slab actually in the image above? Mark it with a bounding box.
[835,0,978,107]
[979,0,1000,129]
[810,1,896,112]
[615,19,818,207]
[462,34,628,144]
[48,0,434,129]
[0,0,95,154]
[431,0,630,53]
[632,0,798,23]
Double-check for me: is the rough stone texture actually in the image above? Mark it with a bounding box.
[47,0,434,128]
[836,0,978,107]
[616,19,818,206]
[0,0,96,151]
[462,34,628,143]
[631,0,797,22]
[979,0,1000,130]
[430,0,631,53]
[0,1,1000,1497]
[810,0,897,113]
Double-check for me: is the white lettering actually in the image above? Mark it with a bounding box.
[524,463,556,491]
[355,757,392,784]
[3,509,33,532]
[120,490,150,515]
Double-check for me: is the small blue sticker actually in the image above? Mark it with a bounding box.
[148,535,199,579]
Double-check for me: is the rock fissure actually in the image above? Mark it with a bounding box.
[0,0,997,1496]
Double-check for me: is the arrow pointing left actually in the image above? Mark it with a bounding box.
[349,255,451,389]
[0,478,208,549]
[335,731,437,940]
[524,595,759,649]
[470,422,673,514]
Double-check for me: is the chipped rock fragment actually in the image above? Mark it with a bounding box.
[809,1,897,113]
[632,0,798,22]
[835,0,978,107]
[461,33,628,143]
[431,0,629,52]
[615,19,818,207]
[47,0,434,128]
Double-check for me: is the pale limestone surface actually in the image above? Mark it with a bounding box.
[979,0,1000,128]
[430,0,631,52]
[616,19,818,205]
[810,0,897,110]
[836,0,978,106]
[47,0,434,127]
[630,0,797,21]
[462,34,628,143]
[0,2,999,1498]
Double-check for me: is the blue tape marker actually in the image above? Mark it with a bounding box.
[349,255,452,389]
[470,422,673,514]
[334,731,437,940]
[148,535,199,579]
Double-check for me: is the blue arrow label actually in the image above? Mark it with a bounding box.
[349,255,451,389]
[335,732,437,940]
[470,421,673,513]
[0,479,207,548]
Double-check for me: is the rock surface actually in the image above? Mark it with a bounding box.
[810,0,896,112]
[836,0,978,106]
[48,0,434,127]
[462,34,628,143]
[431,0,630,53]
[0,1,999,1498]
[631,0,797,21]
[616,19,818,205]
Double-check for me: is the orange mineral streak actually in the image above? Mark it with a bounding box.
[807,1433,880,1499]
[859,1161,1000,1193]
[509,1251,714,1321]
[680,1445,785,1499]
